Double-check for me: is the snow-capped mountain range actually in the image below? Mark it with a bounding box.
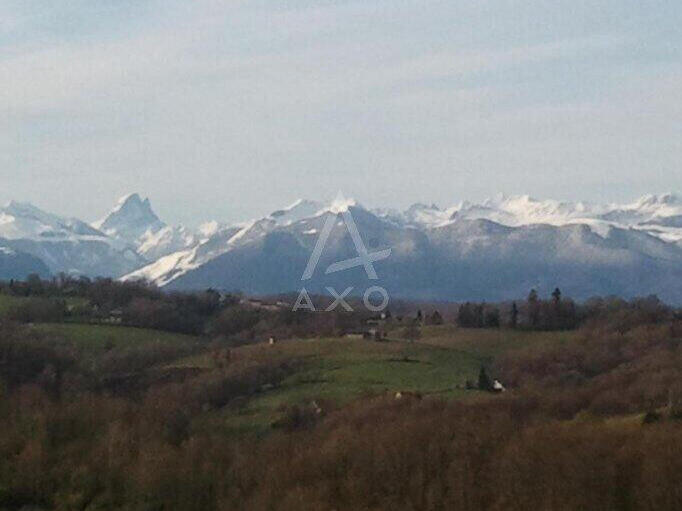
[379,193,682,242]
[0,199,144,277]
[1,192,681,302]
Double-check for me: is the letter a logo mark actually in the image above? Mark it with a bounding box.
[301,191,391,281]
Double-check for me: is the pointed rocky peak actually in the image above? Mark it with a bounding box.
[95,193,165,243]
[109,193,157,220]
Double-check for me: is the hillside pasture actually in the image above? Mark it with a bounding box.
[0,294,27,316]
[183,334,510,434]
[414,324,577,362]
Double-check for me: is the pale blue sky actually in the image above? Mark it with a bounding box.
[1,0,680,225]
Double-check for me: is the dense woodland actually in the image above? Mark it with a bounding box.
[1,276,681,510]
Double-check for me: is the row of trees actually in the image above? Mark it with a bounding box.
[371,290,669,336]
[457,302,501,328]
[456,288,580,330]
[2,276,675,339]
[0,276,376,342]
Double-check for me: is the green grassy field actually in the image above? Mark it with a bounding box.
[218,337,480,433]
[415,324,575,362]
[191,326,577,434]
[9,317,578,435]
[0,294,89,317]
[0,294,26,316]
[30,322,200,357]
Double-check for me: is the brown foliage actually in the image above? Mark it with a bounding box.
[1,297,681,509]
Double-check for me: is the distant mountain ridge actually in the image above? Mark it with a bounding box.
[126,192,682,303]
[0,199,144,278]
[1,192,681,302]
[0,245,51,280]
[156,205,682,304]
[93,193,198,261]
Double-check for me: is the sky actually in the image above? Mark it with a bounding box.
[1,0,680,226]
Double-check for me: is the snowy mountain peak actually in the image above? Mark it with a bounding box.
[328,196,357,214]
[4,200,57,223]
[94,193,165,244]
[269,199,324,226]
[406,202,441,214]
[0,200,105,240]
[107,193,157,222]
[268,197,363,225]
[630,193,681,211]
[198,220,223,239]
[0,199,145,278]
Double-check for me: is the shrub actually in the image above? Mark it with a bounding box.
[8,297,66,323]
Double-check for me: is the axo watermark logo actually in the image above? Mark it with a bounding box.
[293,192,391,312]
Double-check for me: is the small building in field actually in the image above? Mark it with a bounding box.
[344,332,365,339]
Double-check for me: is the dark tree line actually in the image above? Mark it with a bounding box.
[0,276,375,342]
[457,288,580,330]
[1,276,225,335]
[525,287,579,330]
[457,302,501,328]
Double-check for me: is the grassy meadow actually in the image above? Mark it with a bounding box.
[0,293,25,316]
[7,312,574,434]
[153,325,577,434]
[31,322,200,356]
